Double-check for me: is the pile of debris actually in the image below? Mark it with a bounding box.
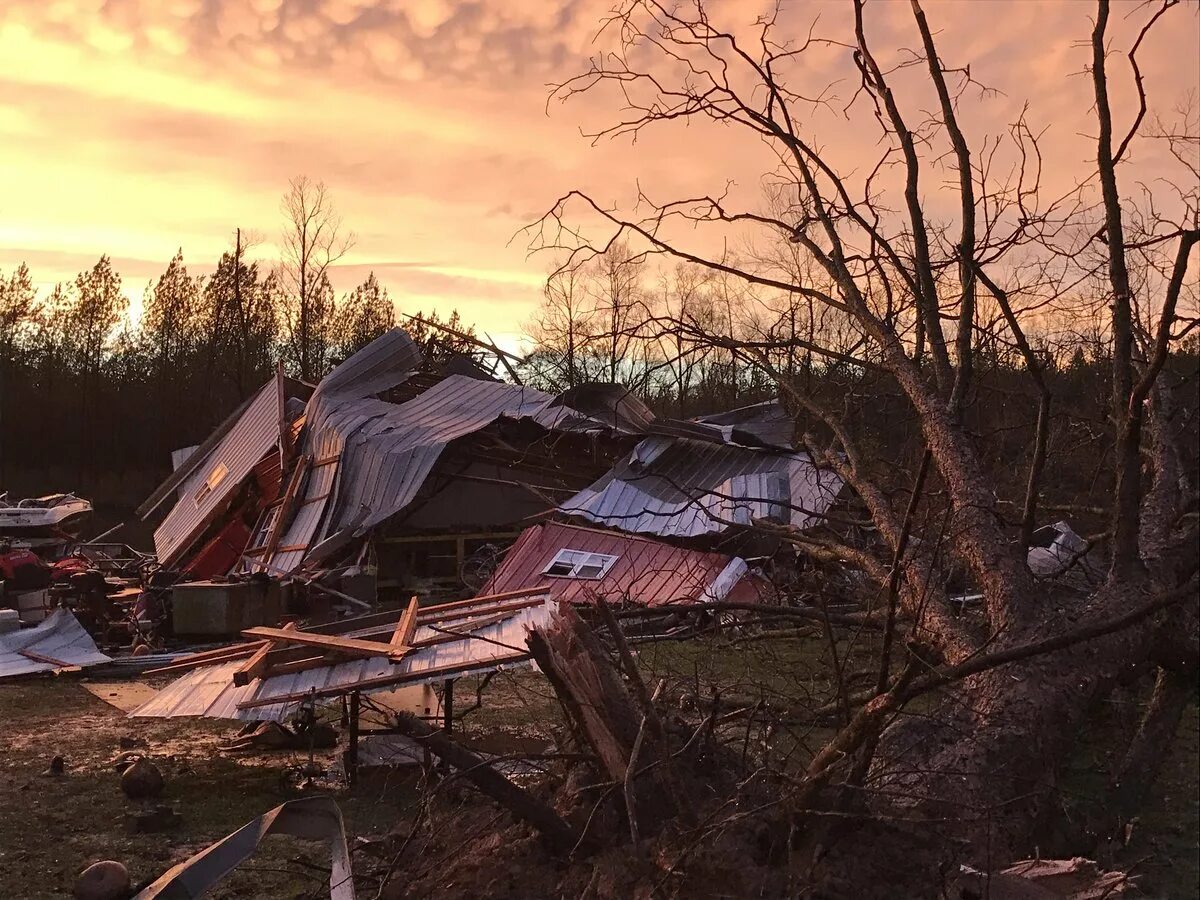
[124,328,844,638]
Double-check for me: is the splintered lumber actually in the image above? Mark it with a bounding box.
[240,627,403,660]
[527,605,679,833]
[392,712,581,855]
[391,597,420,649]
[234,623,296,686]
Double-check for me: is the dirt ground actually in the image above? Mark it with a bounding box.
[0,677,404,899]
[0,636,1195,899]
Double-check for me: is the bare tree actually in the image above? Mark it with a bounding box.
[522,0,1198,889]
[526,262,598,390]
[279,176,354,381]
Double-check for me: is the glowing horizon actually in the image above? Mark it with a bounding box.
[0,0,1195,344]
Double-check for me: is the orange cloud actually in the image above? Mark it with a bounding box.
[0,0,1194,342]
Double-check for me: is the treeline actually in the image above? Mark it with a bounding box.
[2,198,1192,521]
[0,251,474,490]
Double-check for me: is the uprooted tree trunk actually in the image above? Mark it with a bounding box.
[527,604,690,840]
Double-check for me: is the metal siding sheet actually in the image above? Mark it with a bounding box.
[559,436,843,538]
[479,522,758,608]
[267,363,562,573]
[153,376,284,564]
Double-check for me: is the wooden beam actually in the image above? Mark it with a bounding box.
[240,627,404,660]
[257,450,310,570]
[18,649,77,668]
[418,596,547,627]
[143,642,267,676]
[417,587,547,618]
[221,611,526,681]
[233,623,295,686]
[391,596,420,650]
[410,611,516,648]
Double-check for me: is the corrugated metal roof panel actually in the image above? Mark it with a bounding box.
[130,596,553,721]
[152,375,284,565]
[325,376,554,537]
[558,436,844,539]
[267,331,422,572]
[0,609,112,678]
[692,399,794,448]
[478,522,770,607]
[268,345,561,572]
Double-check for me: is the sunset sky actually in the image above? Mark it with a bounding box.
[0,0,1196,346]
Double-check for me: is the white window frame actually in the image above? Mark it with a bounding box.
[194,462,230,506]
[541,548,619,580]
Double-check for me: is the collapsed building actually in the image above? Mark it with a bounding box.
[123,329,852,740]
[136,331,636,603]
[135,328,844,630]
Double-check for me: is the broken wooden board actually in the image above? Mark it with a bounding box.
[233,623,296,686]
[239,627,406,661]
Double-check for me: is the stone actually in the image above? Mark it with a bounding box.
[118,736,144,751]
[120,757,164,799]
[73,860,130,900]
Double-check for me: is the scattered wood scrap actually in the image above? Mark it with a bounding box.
[141,587,553,701]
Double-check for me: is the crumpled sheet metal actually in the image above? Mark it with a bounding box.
[134,796,354,900]
[559,435,844,539]
[0,608,111,679]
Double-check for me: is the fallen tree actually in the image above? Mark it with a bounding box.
[508,0,1199,895]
